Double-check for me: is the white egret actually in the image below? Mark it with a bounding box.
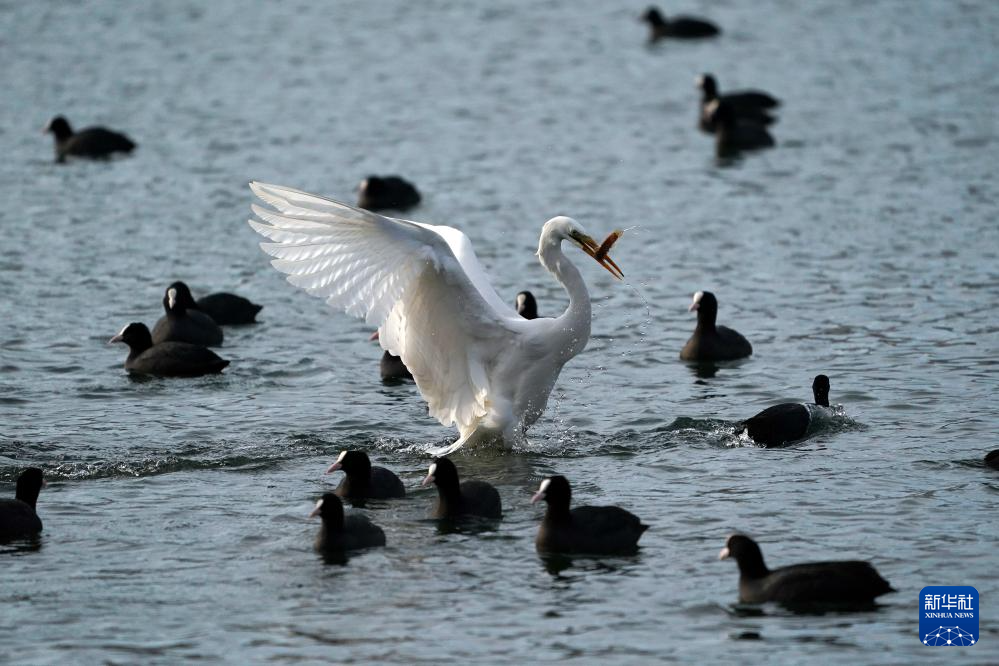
[247,183,623,454]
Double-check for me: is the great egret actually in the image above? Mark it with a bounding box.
[247,182,623,454]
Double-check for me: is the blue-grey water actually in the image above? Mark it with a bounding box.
[2,1,998,663]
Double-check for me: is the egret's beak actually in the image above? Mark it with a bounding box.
[718,546,730,560]
[325,462,342,474]
[577,232,624,280]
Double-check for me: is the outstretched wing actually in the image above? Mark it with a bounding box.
[248,182,527,433]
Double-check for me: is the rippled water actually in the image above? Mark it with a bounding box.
[2,0,998,663]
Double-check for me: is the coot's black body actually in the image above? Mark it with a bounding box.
[194,293,262,325]
[423,457,502,519]
[152,282,224,347]
[742,375,831,447]
[698,75,779,132]
[532,476,647,554]
[0,468,45,541]
[311,493,386,552]
[680,291,752,361]
[642,7,720,41]
[44,116,136,163]
[986,450,999,470]
[327,450,406,500]
[720,534,894,606]
[706,101,776,158]
[110,323,229,377]
[356,176,421,212]
[380,351,413,382]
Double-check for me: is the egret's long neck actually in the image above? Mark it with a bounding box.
[538,237,591,355]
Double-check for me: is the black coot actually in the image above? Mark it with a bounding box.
[152,282,224,347]
[516,291,539,320]
[194,292,262,325]
[642,7,720,41]
[719,534,894,605]
[326,450,406,500]
[380,351,413,382]
[311,493,386,552]
[44,116,136,163]
[110,323,229,377]
[705,101,776,158]
[532,476,647,554]
[680,291,752,361]
[698,74,779,131]
[741,375,831,447]
[0,468,45,541]
[422,457,502,519]
[356,176,421,212]
[986,450,999,470]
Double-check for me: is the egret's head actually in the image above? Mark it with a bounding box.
[540,216,624,279]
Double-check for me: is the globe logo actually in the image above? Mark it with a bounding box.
[922,626,976,646]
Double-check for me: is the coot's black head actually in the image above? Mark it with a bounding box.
[310,492,344,530]
[688,290,719,326]
[163,281,197,314]
[15,467,45,509]
[531,475,571,509]
[358,176,386,196]
[985,450,999,470]
[698,74,719,99]
[108,322,153,353]
[422,457,459,490]
[719,534,769,577]
[812,375,830,407]
[641,7,665,25]
[516,291,539,320]
[44,116,73,140]
[325,450,372,477]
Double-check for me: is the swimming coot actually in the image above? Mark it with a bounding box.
[310,493,386,552]
[642,7,720,41]
[698,74,779,132]
[151,281,224,347]
[532,475,647,554]
[719,534,894,606]
[194,292,262,325]
[356,175,421,212]
[740,375,831,447]
[422,457,502,519]
[110,323,229,377]
[516,291,539,320]
[325,450,406,500]
[680,291,752,361]
[44,115,136,163]
[705,101,776,158]
[0,468,45,541]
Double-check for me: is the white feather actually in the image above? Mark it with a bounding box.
[249,182,528,440]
